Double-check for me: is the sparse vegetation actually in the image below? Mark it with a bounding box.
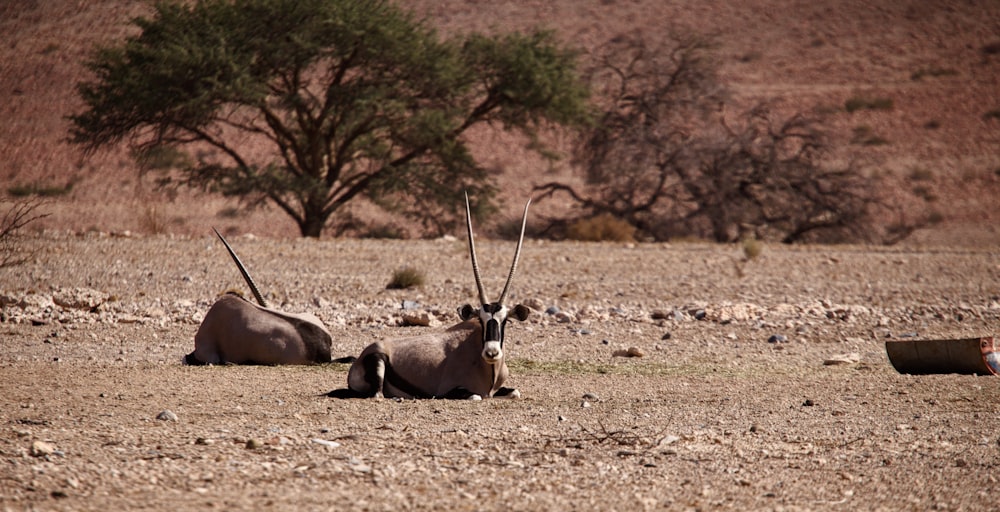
[982,41,1000,56]
[134,145,192,172]
[7,181,74,198]
[140,205,169,235]
[566,213,635,242]
[911,185,936,202]
[0,198,49,268]
[851,125,890,146]
[536,32,911,244]
[908,167,934,181]
[910,67,957,81]
[387,266,426,289]
[215,207,242,219]
[844,95,894,113]
[361,223,406,240]
[741,236,763,260]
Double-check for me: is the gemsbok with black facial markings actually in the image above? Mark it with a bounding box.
[185,228,337,366]
[327,194,532,400]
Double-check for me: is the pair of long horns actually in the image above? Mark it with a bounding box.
[465,192,531,307]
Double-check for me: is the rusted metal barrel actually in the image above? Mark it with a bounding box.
[885,336,999,375]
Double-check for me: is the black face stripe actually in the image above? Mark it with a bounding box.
[485,318,502,343]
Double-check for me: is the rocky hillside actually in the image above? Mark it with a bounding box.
[2,0,998,244]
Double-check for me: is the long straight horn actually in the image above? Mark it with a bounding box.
[465,192,489,306]
[497,198,531,306]
[213,228,268,308]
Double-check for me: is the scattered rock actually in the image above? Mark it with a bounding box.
[156,410,178,422]
[31,440,56,457]
[522,298,545,311]
[401,312,434,327]
[824,353,861,366]
[246,438,264,450]
[582,392,599,401]
[661,332,672,340]
[553,311,573,323]
[311,438,341,449]
[401,300,420,310]
[650,310,670,320]
[348,457,372,473]
[768,334,788,344]
[53,287,107,311]
[544,306,560,315]
[656,435,680,448]
[613,346,645,358]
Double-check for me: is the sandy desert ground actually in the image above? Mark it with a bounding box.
[1,233,999,510]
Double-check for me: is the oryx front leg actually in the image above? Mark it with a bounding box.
[363,352,388,399]
[493,387,521,399]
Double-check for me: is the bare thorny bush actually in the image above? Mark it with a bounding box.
[0,198,49,268]
[535,33,929,244]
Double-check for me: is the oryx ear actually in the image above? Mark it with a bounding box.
[511,304,531,321]
[458,304,478,321]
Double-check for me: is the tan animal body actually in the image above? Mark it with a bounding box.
[185,229,335,365]
[328,194,531,399]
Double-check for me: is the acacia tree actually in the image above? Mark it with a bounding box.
[70,0,589,237]
[538,33,917,243]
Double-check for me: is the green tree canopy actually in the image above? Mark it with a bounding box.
[70,0,590,237]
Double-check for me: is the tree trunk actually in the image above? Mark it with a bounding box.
[299,213,327,238]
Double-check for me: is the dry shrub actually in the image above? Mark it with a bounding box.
[844,96,894,113]
[140,205,168,235]
[1,198,49,268]
[741,237,763,260]
[566,214,635,242]
[387,267,425,289]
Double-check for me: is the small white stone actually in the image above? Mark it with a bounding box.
[155,410,178,422]
[310,439,341,449]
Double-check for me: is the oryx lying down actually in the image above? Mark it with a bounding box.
[185,229,336,366]
[327,195,531,400]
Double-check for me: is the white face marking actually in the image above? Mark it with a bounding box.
[482,341,503,363]
[479,305,508,363]
[478,305,509,325]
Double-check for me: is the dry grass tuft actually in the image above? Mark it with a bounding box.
[566,214,635,242]
[387,266,426,289]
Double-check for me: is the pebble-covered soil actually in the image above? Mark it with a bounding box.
[2,233,999,510]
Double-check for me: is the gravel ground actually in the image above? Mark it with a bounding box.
[2,233,1000,510]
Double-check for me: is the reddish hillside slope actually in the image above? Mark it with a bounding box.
[2,0,998,244]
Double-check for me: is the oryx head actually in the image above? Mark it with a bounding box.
[458,193,532,365]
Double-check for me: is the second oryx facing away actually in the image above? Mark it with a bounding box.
[327,195,532,400]
[185,229,338,366]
